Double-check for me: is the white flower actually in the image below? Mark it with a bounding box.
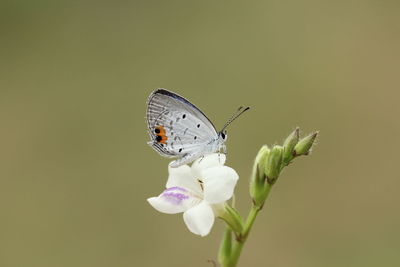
[147,154,239,236]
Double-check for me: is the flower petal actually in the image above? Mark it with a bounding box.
[191,153,226,178]
[147,187,200,214]
[202,166,239,204]
[183,201,214,236]
[166,164,202,194]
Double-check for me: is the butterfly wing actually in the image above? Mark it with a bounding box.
[146,89,218,162]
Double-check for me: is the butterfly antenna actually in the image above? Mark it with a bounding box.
[220,106,250,132]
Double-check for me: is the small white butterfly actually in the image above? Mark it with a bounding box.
[146,89,249,167]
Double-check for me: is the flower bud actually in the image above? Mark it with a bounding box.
[255,145,270,176]
[265,145,284,183]
[283,127,299,163]
[250,145,270,207]
[294,132,318,156]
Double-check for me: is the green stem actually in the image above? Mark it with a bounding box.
[223,185,272,267]
[217,129,318,266]
[218,228,232,266]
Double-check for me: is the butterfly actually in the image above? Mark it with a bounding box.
[146,89,249,167]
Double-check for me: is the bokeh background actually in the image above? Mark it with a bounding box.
[1,1,399,266]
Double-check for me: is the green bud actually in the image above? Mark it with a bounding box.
[294,131,318,156]
[250,145,270,206]
[283,127,299,164]
[265,145,284,183]
[255,145,270,176]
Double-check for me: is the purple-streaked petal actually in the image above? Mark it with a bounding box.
[166,164,202,194]
[202,166,239,204]
[147,187,200,214]
[183,201,214,236]
[191,153,226,178]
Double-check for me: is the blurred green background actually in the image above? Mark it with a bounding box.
[1,0,399,266]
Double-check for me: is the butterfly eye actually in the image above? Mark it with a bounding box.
[220,132,226,139]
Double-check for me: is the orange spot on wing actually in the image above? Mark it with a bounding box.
[159,136,167,144]
[155,125,168,144]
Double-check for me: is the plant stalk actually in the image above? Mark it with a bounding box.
[220,186,272,267]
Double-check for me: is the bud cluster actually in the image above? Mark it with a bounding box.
[250,128,318,208]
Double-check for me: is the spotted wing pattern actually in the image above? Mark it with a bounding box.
[146,89,218,164]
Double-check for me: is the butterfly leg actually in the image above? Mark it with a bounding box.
[198,155,205,164]
[222,144,227,154]
[218,144,227,164]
